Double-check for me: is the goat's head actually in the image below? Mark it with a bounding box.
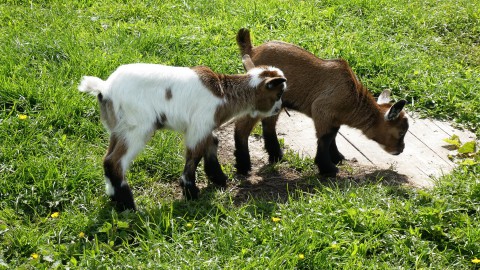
[243,54,287,118]
[371,90,409,155]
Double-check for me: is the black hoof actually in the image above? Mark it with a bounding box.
[182,184,200,200]
[110,185,137,211]
[268,151,283,164]
[319,165,339,177]
[331,154,345,165]
[210,174,228,187]
[235,161,252,175]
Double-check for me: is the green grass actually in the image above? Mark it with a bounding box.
[1,0,479,268]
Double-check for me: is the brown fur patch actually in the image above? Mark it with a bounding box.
[165,88,172,100]
[103,134,128,185]
[99,98,117,131]
[155,113,167,129]
[259,69,282,79]
[191,66,224,97]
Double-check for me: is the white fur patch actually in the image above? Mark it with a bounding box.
[248,68,264,87]
[78,76,107,96]
[247,66,284,88]
[180,175,188,185]
[253,99,283,118]
[105,177,115,196]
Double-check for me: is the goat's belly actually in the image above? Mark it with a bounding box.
[163,120,188,133]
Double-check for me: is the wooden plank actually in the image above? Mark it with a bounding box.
[338,126,436,180]
[276,111,316,158]
[336,132,373,165]
[273,110,475,188]
[276,111,371,164]
[405,116,455,167]
[430,120,476,144]
[407,112,475,144]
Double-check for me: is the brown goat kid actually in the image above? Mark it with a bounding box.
[234,29,409,176]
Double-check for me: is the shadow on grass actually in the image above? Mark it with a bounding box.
[231,163,410,206]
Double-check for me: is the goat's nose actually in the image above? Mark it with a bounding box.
[393,147,404,155]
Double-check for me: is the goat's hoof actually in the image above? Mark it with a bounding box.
[235,163,252,175]
[110,197,137,211]
[268,153,283,163]
[320,172,338,178]
[110,186,137,211]
[319,166,339,178]
[331,154,346,165]
[183,185,200,200]
[211,175,228,187]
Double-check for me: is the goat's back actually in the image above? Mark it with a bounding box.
[102,64,223,134]
[248,41,364,117]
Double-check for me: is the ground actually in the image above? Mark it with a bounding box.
[210,121,411,205]
[140,111,474,206]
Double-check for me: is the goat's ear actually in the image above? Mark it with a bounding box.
[385,100,407,121]
[377,89,392,104]
[242,54,255,71]
[265,77,287,90]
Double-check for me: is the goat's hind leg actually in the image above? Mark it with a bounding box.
[203,134,228,187]
[103,129,151,210]
[103,134,136,210]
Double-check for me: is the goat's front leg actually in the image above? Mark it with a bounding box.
[262,114,283,163]
[328,127,345,165]
[203,134,228,187]
[234,116,260,175]
[314,128,339,177]
[180,147,203,200]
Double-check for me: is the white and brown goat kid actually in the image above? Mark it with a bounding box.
[234,28,409,176]
[78,55,286,210]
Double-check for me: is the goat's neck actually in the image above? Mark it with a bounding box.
[343,86,383,138]
[215,74,256,126]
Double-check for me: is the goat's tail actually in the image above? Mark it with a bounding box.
[236,28,254,57]
[78,76,107,96]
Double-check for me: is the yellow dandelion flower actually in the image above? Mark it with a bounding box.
[31,253,39,259]
[186,223,193,228]
[472,258,480,264]
[78,232,85,238]
[298,253,305,260]
[18,114,28,120]
[50,212,60,218]
[271,217,281,222]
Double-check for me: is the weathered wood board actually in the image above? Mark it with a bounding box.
[276,111,476,187]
